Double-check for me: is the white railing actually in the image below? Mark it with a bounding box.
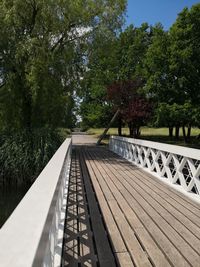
[109,136,200,197]
[0,138,72,267]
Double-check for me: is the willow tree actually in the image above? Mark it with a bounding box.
[0,0,127,130]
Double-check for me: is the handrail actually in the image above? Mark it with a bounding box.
[109,136,200,197]
[0,138,72,267]
[110,136,200,159]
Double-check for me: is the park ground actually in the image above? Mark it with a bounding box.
[86,127,200,149]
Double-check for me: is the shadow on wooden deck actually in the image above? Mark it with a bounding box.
[62,147,117,267]
[63,145,200,267]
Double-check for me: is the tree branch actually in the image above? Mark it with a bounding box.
[29,0,39,35]
[0,82,6,89]
[51,34,65,52]
[50,21,89,52]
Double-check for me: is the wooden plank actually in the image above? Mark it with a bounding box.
[134,169,200,221]
[135,167,200,210]
[78,147,117,267]
[107,149,200,228]
[119,172,200,260]
[84,149,152,267]
[96,149,200,266]
[103,151,200,251]
[76,150,98,267]
[86,149,171,267]
[122,169,200,240]
[98,150,199,263]
[110,149,200,213]
[81,152,135,266]
[109,199,151,267]
[87,148,191,267]
[116,252,135,267]
[64,145,200,267]
[81,155,128,254]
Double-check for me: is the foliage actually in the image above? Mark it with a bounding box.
[80,102,113,128]
[155,102,199,141]
[116,23,152,80]
[0,128,63,185]
[107,79,152,137]
[143,4,200,140]
[80,20,152,128]
[193,107,200,128]
[0,0,127,185]
[144,5,200,106]
[107,79,142,107]
[79,25,120,128]
[156,103,199,127]
[0,0,127,130]
[122,97,152,134]
[144,24,176,103]
[169,4,200,105]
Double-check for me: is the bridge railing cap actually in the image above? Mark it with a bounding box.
[110,135,200,160]
[0,138,72,267]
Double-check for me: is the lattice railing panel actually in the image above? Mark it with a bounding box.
[109,136,200,196]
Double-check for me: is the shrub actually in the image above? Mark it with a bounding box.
[0,128,63,185]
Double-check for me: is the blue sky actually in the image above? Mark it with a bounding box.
[126,0,200,29]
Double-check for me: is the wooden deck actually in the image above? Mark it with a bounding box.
[62,145,200,267]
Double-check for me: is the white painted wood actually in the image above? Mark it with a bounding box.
[109,136,200,198]
[0,138,72,267]
[110,136,200,159]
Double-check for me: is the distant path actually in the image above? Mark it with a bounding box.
[72,132,98,145]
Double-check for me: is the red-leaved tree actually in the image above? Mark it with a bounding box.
[107,79,152,137]
[121,97,152,137]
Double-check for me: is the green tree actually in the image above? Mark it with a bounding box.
[144,24,176,103]
[143,24,178,137]
[116,23,152,80]
[79,34,120,128]
[0,0,127,130]
[155,102,198,142]
[79,1,126,128]
[169,4,200,138]
[170,4,200,106]
[144,4,200,139]
[0,0,127,185]
[80,22,152,129]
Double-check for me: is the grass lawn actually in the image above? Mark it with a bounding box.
[87,127,200,148]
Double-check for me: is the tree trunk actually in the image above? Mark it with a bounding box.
[129,123,134,137]
[182,126,187,143]
[134,126,140,138]
[169,127,173,138]
[187,126,191,139]
[118,116,122,136]
[22,91,32,129]
[175,126,180,140]
[96,109,120,145]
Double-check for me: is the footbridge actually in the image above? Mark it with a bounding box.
[0,134,200,267]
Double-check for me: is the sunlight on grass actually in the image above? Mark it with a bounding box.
[87,127,200,137]
[87,127,200,148]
